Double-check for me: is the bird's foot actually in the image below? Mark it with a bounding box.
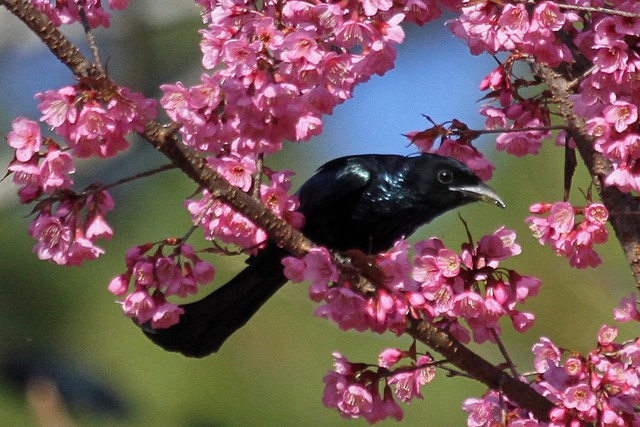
[334,249,390,294]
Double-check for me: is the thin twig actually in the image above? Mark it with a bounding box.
[476,125,566,135]
[78,163,177,195]
[554,2,640,19]
[439,365,474,379]
[521,0,640,19]
[0,0,98,78]
[75,0,104,73]
[491,328,520,378]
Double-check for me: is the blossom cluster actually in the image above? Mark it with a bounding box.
[284,227,540,346]
[7,117,75,203]
[283,227,545,421]
[448,1,568,158]
[322,350,436,423]
[449,2,576,65]
[450,1,640,192]
[36,85,157,159]
[477,57,554,158]
[6,117,116,265]
[526,201,609,269]
[4,82,157,266]
[574,4,640,193]
[160,0,464,214]
[464,326,640,426]
[163,0,421,158]
[185,167,304,253]
[31,0,129,28]
[27,189,114,266]
[108,242,215,328]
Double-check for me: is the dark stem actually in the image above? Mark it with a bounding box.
[78,163,177,195]
[75,0,105,73]
[0,0,98,78]
[491,328,520,378]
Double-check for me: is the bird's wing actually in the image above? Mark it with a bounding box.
[297,156,373,213]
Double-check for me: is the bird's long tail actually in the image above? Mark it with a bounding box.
[141,245,289,357]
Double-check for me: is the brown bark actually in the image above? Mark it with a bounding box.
[407,319,553,421]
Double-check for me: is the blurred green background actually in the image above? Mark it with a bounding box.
[0,2,636,426]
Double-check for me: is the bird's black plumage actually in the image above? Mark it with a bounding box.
[141,153,504,357]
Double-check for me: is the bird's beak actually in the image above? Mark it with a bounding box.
[451,183,506,209]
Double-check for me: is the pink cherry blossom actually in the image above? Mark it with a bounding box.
[598,325,618,347]
[209,156,256,192]
[614,293,640,322]
[378,348,404,369]
[338,384,374,418]
[38,149,75,193]
[151,300,185,329]
[85,214,114,241]
[526,201,609,268]
[563,384,597,413]
[67,234,105,266]
[604,100,638,133]
[28,210,73,265]
[7,118,42,162]
[122,289,156,324]
[36,86,78,128]
[530,2,565,34]
[8,157,41,199]
[112,242,215,326]
[532,337,561,373]
[108,274,130,296]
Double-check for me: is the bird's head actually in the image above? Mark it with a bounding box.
[407,153,505,213]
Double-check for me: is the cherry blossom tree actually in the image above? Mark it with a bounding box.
[2,0,640,425]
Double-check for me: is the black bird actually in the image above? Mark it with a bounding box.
[142,153,505,357]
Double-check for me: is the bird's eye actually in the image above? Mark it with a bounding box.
[437,169,454,184]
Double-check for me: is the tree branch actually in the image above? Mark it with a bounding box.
[0,0,97,78]
[407,319,553,421]
[142,121,313,257]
